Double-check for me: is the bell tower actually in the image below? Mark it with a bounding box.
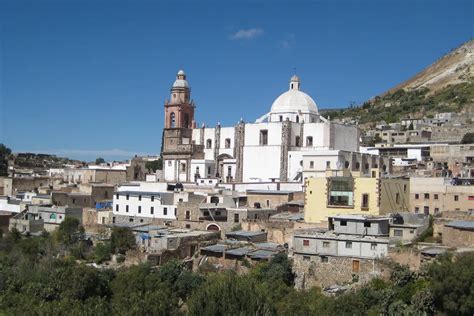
[164,70,195,129]
[162,70,203,182]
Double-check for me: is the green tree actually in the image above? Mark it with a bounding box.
[110,227,135,254]
[461,132,474,144]
[95,157,106,164]
[145,158,163,172]
[428,253,474,315]
[56,217,84,246]
[0,144,12,176]
[93,242,112,264]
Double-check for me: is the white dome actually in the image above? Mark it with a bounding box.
[270,89,318,114]
[177,69,186,76]
[172,79,189,88]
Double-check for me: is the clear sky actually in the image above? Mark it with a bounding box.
[0,0,472,161]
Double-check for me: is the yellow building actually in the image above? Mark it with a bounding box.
[304,169,410,223]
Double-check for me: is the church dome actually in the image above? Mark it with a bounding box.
[172,79,189,88]
[270,76,318,114]
[172,69,189,89]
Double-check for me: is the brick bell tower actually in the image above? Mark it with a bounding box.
[162,70,203,182]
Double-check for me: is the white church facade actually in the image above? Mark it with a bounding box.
[162,70,361,183]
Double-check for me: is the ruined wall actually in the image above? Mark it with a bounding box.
[293,254,389,290]
[443,226,474,248]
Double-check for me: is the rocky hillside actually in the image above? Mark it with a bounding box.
[325,39,474,126]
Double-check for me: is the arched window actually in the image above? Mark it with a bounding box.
[306,136,313,146]
[206,139,212,149]
[170,112,176,128]
[184,113,189,128]
[225,138,231,148]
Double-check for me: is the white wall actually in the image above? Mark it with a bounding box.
[0,198,21,213]
[218,127,235,157]
[203,128,216,160]
[113,193,176,219]
[303,123,327,148]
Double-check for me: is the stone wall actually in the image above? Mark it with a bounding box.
[443,226,474,248]
[293,253,389,290]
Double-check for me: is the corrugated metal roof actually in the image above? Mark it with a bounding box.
[445,220,474,230]
[248,249,278,259]
[201,244,227,253]
[225,247,253,256]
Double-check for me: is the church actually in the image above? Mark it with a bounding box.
[162,70,360,183]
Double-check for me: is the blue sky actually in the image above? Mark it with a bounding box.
[0,0,472,161]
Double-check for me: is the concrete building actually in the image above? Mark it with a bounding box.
[162,70,360,183]
[293,214,390,289]
[410,177,474,215]
[442,220,474,248]
[389,212,430,242]
[112,182,177,224]
[304,169,410,223]
[52,183,114,208]
[9,205,83,233]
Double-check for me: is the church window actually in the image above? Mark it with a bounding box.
[259,130,268,145]
[326,161,331,169]
[306,136,313,146]
[225,138,231,148]
[279,115,283,122]
[180,163,186,172]
[344,161,350,168]
[207,166,211,175]
[184,114,189,128]
[227,166,232,176]
[310,161,314,169]
[170,112,176,128]
[295,136,300,147]
[296,115,299,123]
[206,139,212,149]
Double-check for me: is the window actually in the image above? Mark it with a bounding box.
[321,256,328,263]
[129,217,133,222]
[116,194,119,199]
[138,206,141,214]
[434,207,439,214]
[396,193,400,204]
[151,196,154,202]
[303,255,311,262]
[454,195,459,201]
[170,112,176,128]
[403,184,407,193]
[150,207,154,214]
[345,241,352,249]
[310,161,314,169]
[164,207,168,215]
[139,195,142,201]
[206,139,212,149]
[215,211,221,216]
[180,163,186,172]
[424,193,430,199]
[340,220,347,226]
[126,194,129,200]
[72,198,76,204]
[434,194,439,200]
[279,115,283,122]
[259,130,268,145]
[394,229,403,237]
[186,211,190,220]
[326,161,331,169]
[266,199,270,207]
[225,138,231,148]
[364,222,371,228]
[362,194,369,209]
[415,194,419,199]
[303,239,310,246]
[415,207,419,213]
[306,136,313,146]
[203,211,209,216]
[207,166,211,175]
[370,243,377,250]
[227,166,232,177]
[116,204,119,212]
[423,206,429,215]
[126,205,129,212]
[185,224,191,229]
[179,198,183,202]
[295,136,300,146]
[323,241,330,248]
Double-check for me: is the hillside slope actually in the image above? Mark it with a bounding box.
[326,39,474,126]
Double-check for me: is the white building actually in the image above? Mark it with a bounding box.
[112,182,179,221]
[162,71,360,184]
